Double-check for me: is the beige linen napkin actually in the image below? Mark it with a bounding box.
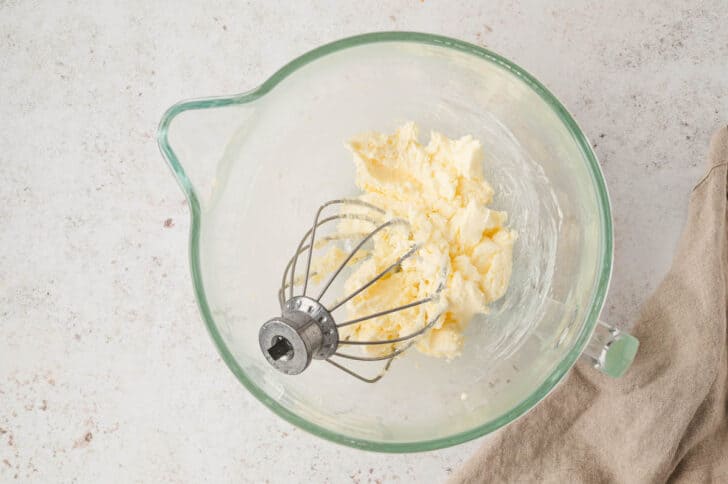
[452,126,728,484]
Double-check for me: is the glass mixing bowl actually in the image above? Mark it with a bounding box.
[157,32,638,452]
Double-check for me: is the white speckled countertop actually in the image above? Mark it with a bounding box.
[1,1,726,482]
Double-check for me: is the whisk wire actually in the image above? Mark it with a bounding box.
[325,312,442,382]
[279,230,373,308]
[286,211,380,301]
[328,244,420,312]
[324,357,394,384]
[315,218,408,302]
[302,199,386,298]
[338,311,443,346]
[336,297,433,329]
[333,341,413,361]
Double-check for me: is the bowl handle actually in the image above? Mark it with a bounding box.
[580,320,639,377]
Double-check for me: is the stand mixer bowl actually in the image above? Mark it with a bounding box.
[157,32,637,452]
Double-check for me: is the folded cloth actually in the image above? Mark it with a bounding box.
[451,126,728,484]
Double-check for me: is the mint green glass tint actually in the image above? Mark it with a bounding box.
[157,32,622,452]
[582,322,640,378]
[606,334,640,378]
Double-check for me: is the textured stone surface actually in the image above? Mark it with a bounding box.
[1,0,726,482]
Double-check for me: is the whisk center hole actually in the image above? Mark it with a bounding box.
[267,335,294,362]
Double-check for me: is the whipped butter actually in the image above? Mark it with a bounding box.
[326,122,516,359]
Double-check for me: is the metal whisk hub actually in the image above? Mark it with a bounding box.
[259,296,338,375]
[258,199,446,383]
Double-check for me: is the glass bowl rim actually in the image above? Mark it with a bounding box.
[156,31,613,453]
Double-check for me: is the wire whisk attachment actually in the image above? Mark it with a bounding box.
[259,199,446,383]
